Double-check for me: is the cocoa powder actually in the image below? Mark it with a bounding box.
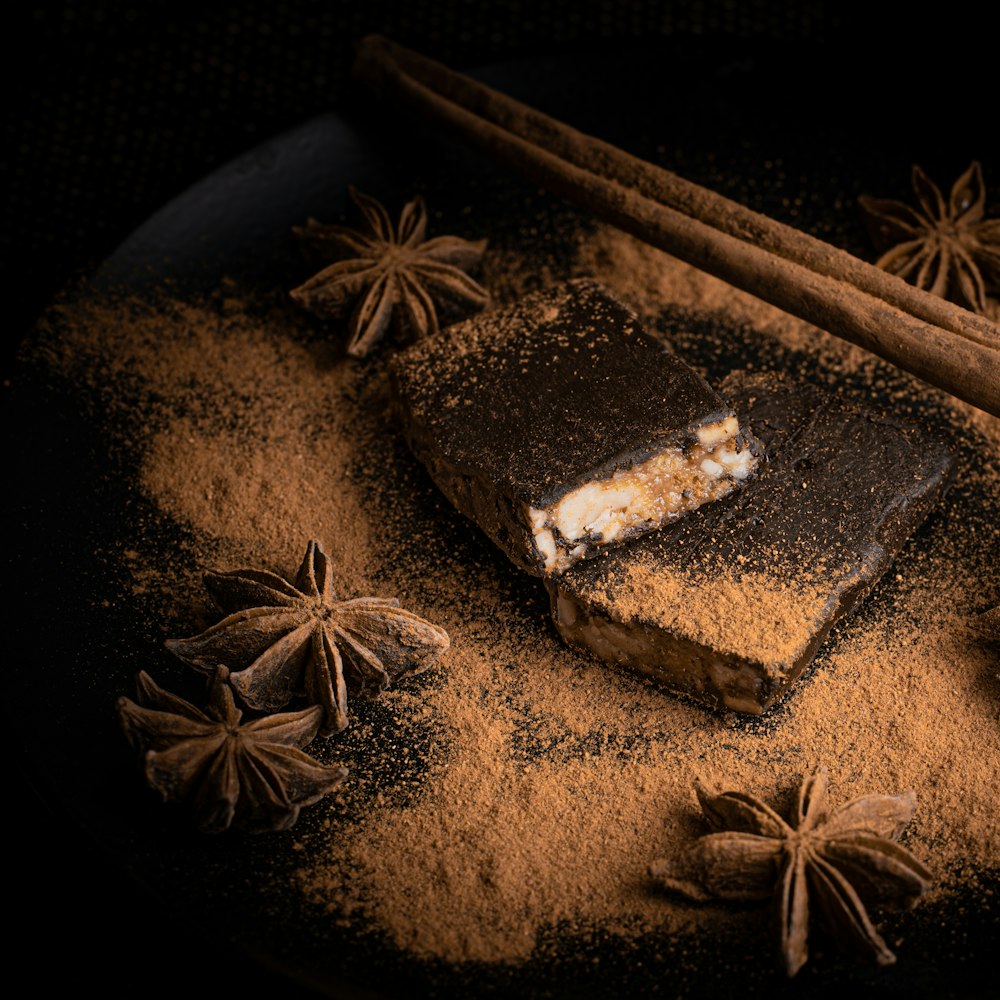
[28,222,1000,971]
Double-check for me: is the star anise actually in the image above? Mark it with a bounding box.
[166,540,450,735]
[117,669,348,833]
[649,770,932,977]
[858,161,1000,315]
[290,186,489,356]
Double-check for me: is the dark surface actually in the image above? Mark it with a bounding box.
[5,4,997,1000]
[552,371,956,713]
[3,0,849,362]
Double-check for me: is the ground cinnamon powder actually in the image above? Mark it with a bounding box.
[31,222,1000,972]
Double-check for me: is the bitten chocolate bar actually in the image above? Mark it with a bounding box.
[548,371,955,714]
[391,279,758,576]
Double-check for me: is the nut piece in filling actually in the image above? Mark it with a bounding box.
[548,371,956,713]
[527,413,754,573]
[391,278,759,576]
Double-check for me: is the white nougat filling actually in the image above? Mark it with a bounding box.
[527,417,755,573]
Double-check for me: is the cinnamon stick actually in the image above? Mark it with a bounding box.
[352,35,1000,418]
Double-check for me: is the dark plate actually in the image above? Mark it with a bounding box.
[6,40,997,999]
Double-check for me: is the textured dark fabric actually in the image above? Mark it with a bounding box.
[5,1,861,364]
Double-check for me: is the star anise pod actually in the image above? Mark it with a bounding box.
[649,770,932,977]
[858,161,1000,315]
[117,669,348,834]
[290,186,489,356]
[166,540,450,735]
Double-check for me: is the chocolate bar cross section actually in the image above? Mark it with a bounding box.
[391,279,758,576]
[548,371,956,714]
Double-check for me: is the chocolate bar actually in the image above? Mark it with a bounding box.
[548,371,955,714]
[391,279,758,576]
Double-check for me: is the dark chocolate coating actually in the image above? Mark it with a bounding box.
[391,278,735,575]
[548,371,956,714]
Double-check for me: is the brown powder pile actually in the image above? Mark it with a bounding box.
[37,286,383,587]
[29,223,1000,976]
[306,560,999,967]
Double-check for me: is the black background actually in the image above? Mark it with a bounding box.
[6,1,965,370]
[4,4,994,998]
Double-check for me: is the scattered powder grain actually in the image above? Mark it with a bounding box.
[28,221,1000,973]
